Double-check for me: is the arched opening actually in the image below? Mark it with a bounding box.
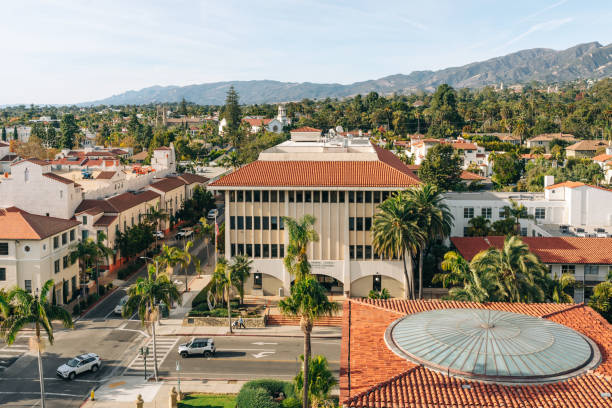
[246,272,284,296]
[351,275,404,298]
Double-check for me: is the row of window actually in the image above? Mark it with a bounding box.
[54,255,75,274]
[230,243,285,258]
[463,207,546,220]
[229,190,394,204]
[562,265,612,275]
[230,216,285,230]
[349,245,398,260]
[349,217,373,231]
[53,229,76,250]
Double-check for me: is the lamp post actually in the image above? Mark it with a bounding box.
[140,346,149,379]
[176,360,181,398]
[140,256,159,277]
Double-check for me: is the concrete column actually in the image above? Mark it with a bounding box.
[342,191,351,297]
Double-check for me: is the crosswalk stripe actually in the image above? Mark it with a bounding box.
[127,337,179,371]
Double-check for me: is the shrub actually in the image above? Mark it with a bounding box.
[72,304,81,316]
[235,379,295,408]
[79,300,87,310]
[99,285,106,296]
[281,397,301,408]
[106,283,113,290]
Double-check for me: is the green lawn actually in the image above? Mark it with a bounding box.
[178,394,236,408]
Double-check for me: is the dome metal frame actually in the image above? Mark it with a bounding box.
[384,308,601,385]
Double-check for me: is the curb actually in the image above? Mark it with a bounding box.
[157,332,341,339]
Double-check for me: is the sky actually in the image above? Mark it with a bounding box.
[1,0,611,105]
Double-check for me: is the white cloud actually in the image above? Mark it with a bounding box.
[502,17,574,47]
[518,0,569,23]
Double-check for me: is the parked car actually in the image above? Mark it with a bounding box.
[114,295,129,315]
[207,209,219,220]
[56,353,101,380]
[154,230,164,239]
[178,337,215,358]
[177,228,193,239]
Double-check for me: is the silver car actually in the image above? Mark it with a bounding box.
[56,353,101,380]
[178,337,215,358]
[114,295,129,315]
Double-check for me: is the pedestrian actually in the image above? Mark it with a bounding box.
[238,315,246,329]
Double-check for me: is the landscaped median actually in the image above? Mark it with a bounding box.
[184,286,267,327]
[178,393,236,407]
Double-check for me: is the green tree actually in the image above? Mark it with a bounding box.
[2,280,73,407]
[92,232,113,297]
[223,86,241,145]
[13,126,18,140]
[211,258,238,333]
[59,113,79,149]
[1,127,6,141]
[547,273,576,303]
[279,276,339,408]
[123,264,181,381]
[294,355,337,408]
[492,152,522,186]
[145,207,168,248]
[405,184,453,299]
[427,84,462,137]
[589,281,612,322]
[418,144,462,191]
[179,98,188,116]
[282,215,319,282]
[46,126,57,148]
[70,239,97,298]
[372,193,425,299]
[230,254,252,305]
[467,216,491,236]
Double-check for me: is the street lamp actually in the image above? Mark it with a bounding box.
[139,346,149,379]
[176,360,181,398]
[140,256,159,277]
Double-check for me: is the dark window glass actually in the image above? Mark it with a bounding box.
[25,280,31,293]
[349,191,355,203]
[270,191,277,202]
[253,191,260,202]
[365,191,372,203]
[322,191,329,202]
[295,191,303,202]
[62,233,67,245]
[63,255,69,268]
[279,217,284,230]
[254,217,261,229]
[278,191,285,202]
[356,191,364,203]
[262,217,269,229]
[237,216,244,230]
[245,191,252,202]
[246,216,252,229]
[373,275,381,291]
[271,244,278,258]
[280,244,285,258]
[53,236,59,249]
[230,191,235,202]
[231,244,236,257]
[365,217,372,231]
[237,244,245,255]
[0,268,5,281]
[313,191,320,202]
[246,244,253,257]
[254,244,261,258]
[356,217,364,231]
[230,216,236,229]
[271,216,278,230]
[356,245,363,259]
[382,191,390,201]
[339,191,345,203]
[237,191,243,202]
[253,273,262,289]
[263,244,270,258]
[0,243,8,255]
[349,217,355,231]
[373,191,381,203]
[288,191,295,203]
[304,191,311,203]
[365,245,372,259]
[330,191,337,203]
[262,191,269,202]
[349,245,355,259]
[54,259,60,273]
[71,276,77,294]
[70,229,75,241]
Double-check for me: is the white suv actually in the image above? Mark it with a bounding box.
[56,353,101,380]
[178,338,215,358]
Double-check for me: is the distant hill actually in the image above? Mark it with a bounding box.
[82,42,611,106]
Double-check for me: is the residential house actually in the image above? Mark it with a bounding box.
[565,139,609,158]
[526,133,576,152]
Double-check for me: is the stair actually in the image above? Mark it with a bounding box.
[266,314,342,327]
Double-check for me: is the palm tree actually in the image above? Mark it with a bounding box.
[145,207,168,248]
[372,193,425,299]
[502,199,534,233]
[467,216,491,237]
[405,184,453,299]
[548,273,576,303]
[199,217,214,266]
[70,239,97,298]
[294,355,337,408]
[0,289,9,319]
[218,150,242,169]
[279,276,339,408]
[92,232,113,296]
[470,235,547,303]
[156,244,185,276]
[282,215,319,282]
[2,280,73,408]
[178,240,194,292]
[210,258,237,333]
[122,264,181,381]
[230,254,252,305]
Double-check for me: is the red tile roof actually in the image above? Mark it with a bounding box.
[106,190,160,212]
[460,170,486,180]
[566,140,608,151]
[11,158,48,167]
[544,181,612,192]
[209,145,421,188]
[154,147,171,151]
[96,171,117,180]
[75,200,117,214]
[0,207,80,239]
[452,142,478,150]
[43,172,76,185]
[451,236,612,264]
[93,215,118,227]
[242,118,273,127]
[341,299,612,408]
[593,154,612,162]
[290,126,321,133]
[528,133,576,142]
[149,177,187,192]
[177,173,209,185]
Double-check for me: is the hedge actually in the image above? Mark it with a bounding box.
[235,380,295,408]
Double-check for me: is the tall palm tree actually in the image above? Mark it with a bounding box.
[145,207,168,248]
[294,354,337,408]
[70,239,97,298]
[470,235,547,303]
[279,276,339,408]
[2,280,73,408]
[502,199,534,233]
[467,216,491,237]
[548,273,576,303]
[199,217,214,266]
[405,184,454,299]
[156,244,185,276]
[210,258,237,333]
[282,215,319,282]
[178,240,194,292]
[123,264,181,381]
[93,232,113,296]
[230,254,252,305]
[372,193,425,299]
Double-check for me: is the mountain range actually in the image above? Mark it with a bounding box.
[83,42,612,106]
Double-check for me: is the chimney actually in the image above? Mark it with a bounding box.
[544,175,555,188]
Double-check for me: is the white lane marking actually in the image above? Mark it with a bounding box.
[2,377,101,383]
[251,351,275,359]
[252,342,278,345]
[127,337,179,370]
[218,348,275,352]
[0,391,84,397]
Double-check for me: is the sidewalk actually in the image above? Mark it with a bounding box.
[155,321,342,338]
[83,379,245,407]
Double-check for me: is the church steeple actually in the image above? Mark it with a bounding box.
[277,104,287,124]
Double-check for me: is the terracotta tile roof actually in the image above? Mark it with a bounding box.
[106,190,160,212]
[93,215,117,227]
[154,146,171,151]
[81,207,103,216]
[0,207,80,239]
[110,149,128,155]
[209,146,421,188]
[452,142,478,150]
[243,118,273,126]
[451,236,612,264]
[96,171,116,180]
[11,158,48,167]
[0,141,9,147]
[521,153,552,159]
[149,177,187,192]
[545,181,612,192]
[460,170,486,180]
[290,126,321,133]
[75,200,117,214]
[83,159,119,167]
[567,140,608,151]
[528,133,576,142]
[593,154,612,162]
[341,299,612,408]
[131,151,149,161]
[50,157,88,166]
[43,172,76,185]
[177,173,209,185]
[0,154,19,162]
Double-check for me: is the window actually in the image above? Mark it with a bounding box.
[349,217,355,231]
[71,276,77,295]
[245,216,252,230]
[365,191,372,203]
[230,216,236,229]
[464,207,474,218]
[365,217,372,231]
[25,280,32,293]
[356,217,364,231]
[237,244,244,255]
[262,191,269,202]
[295,191,303,202]
[231,244,236,257]
[288,191,295,203]
[237,191,244,202]
[54,259,60,274]
[262,216,269,229]
[70,229,75,241]
[254,244,261,258]
[481,208,492,219]
[348,191,355,203]
[339,191,345,203]
[253,273,262,289]
[373,191,381,203]
[561,265,576,274]
[263,244,270,258]
[356,191,364,203]
[499,208,506,218]
[365,245,372,259]
[349,245,355,259]
[330,191,337,203]
[535,208,546,220]
[0,243,8,255]
[280,245,285,258]
[245,191,252,202]
[237,216,244,229]
[304,191,311,203]
[279,217,284,230]
[278,191,284,202]
[82,230,89,241]
[270,191,277,202]
[253,191,260,202]
[321,191,329,203]
[82,215,88,225]
[585,265,599,275]
[53,236,59,249]
[271,216,278,230]
[271,244,278,258]
[356,245,364,260]
[230,191,236,202]
[62,232,68,245]
[373,275,381,292]
[520,227,527,236]
[313,191,320,203]
[63,256,69,268]
[0,268,5,281]
[246,244,253,257]
[381,191,390,201]
[254,216,261,230]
